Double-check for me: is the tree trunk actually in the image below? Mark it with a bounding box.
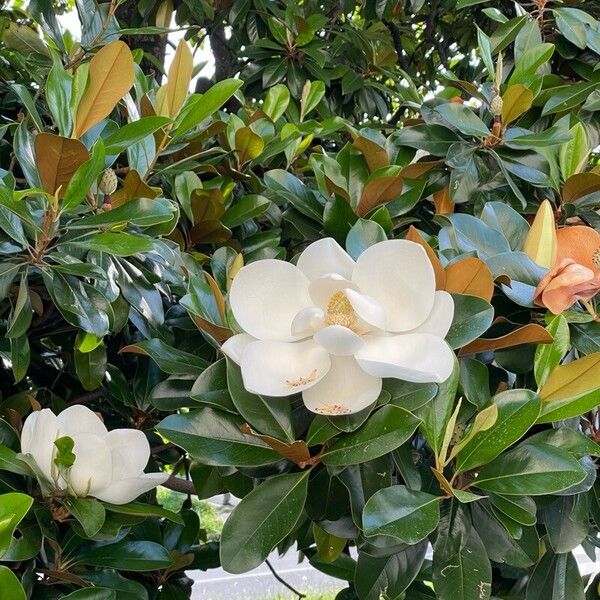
[118,0,167,82]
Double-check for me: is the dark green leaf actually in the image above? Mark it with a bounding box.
[220,471,309,573]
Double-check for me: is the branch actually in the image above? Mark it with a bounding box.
[163,475,196,495]
[265,559,306,599]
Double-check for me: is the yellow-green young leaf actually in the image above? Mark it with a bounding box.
[559,122,589,181]
[34,133,89,197]
[300,80,325,121]
[158,39,193,117]
[313,523,346,562]
[522,199,557,268]
[74,41,135,138]
[439,398,462,467]
[447,403,498,463]
[501,84,533,125]
[235,127,264,163]
[0,565,26,600]
[540,353,600,403]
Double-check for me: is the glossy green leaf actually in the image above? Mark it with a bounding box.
[446,293,494,349]
[418,356,459,456]
[157,407,279,466]
[62,497,106,538]
[263,84,290,121]
[0,566,26,600]
[226,359,294,442]
[220,471,309,573]
[455,389,540,473]
[474,443,586,495]
[354,541,427,600]
[120,339,208,375]
[526,550,584,600]
[103,116,171,154]
[322,405,421,466]
[173,79,244,137]
[432,507,492,600]
[534,315,569,388]
[0,493,33,558]
[74,540,172,571]
[62,140,105,211]
[363,485,440,543]
[434,103,491,137]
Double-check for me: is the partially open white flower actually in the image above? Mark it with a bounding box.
[223,238,455,415]
[20,405,168,504]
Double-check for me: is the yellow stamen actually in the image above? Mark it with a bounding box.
[325,291,358,330]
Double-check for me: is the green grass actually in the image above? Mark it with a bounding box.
[157,487,223,539]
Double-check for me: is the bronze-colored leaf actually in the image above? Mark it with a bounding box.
[240,423,316,467]
[204,271,226,322]
[74,40,135,138]
[433,186,454,215]
[191,188,225,223]
[356,175,403,216]
[353,136,389,172]
[35,133,89,197]
[189,220,232,244]
[111,170,160,207]
[562,172,600,204]
[400,159,443,179]
[194,315,232,343]
[405,226,446,290]
[445,257,494,302]
[458,324,553,356]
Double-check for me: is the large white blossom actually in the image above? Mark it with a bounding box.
[21,405,168,504]
[223,238,455,415]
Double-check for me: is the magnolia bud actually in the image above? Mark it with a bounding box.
[490,95,503,117]
[523,199,557,268]
[98,168,118,195]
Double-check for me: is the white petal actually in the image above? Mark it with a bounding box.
[409,291,454,338]
[104,429,150,480]
[302,356,381,415]
[356,333,455,383]
[308,274,359,309]
[345,289,386,331]
[291,307,324,337]
[297,238,356,280]
[352,240,435,332]
[229,259,312,341]
[68,434,113,496]
[240,339,331,397]
[20,409,58,483]
[57,405,108,438]
[94,473,169,505]
[313,325,365,356]
[221,333,255,364]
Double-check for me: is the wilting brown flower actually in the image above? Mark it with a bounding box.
[534,226,600,314]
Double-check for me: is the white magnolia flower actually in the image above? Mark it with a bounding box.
[222,238,455,415]
[21,405,168,504]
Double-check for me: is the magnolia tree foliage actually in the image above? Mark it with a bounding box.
[1,0,600,599]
